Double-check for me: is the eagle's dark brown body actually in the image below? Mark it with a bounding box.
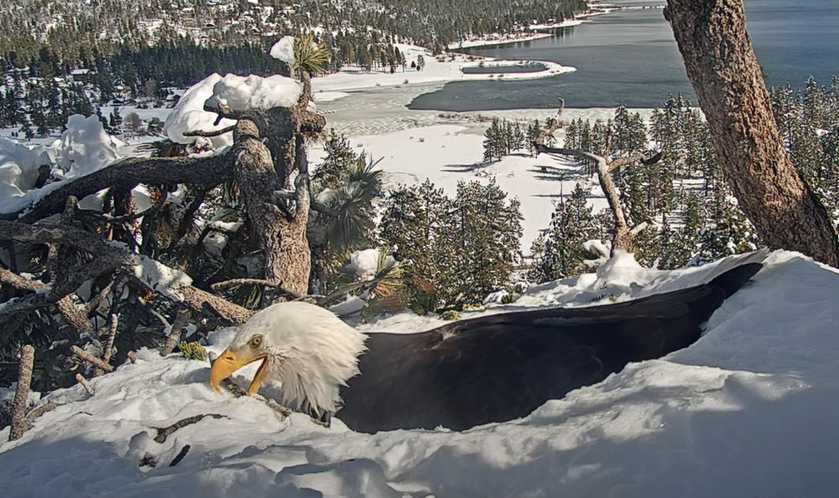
[337,261,763,433]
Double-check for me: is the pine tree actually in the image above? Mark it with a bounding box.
[530,183,599,282]
[483,118,503,162]
[109,106,123,135]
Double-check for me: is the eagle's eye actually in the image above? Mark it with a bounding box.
[249,335,263,348]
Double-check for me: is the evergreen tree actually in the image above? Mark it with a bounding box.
[109,106,123,135]
[530,183,599,282]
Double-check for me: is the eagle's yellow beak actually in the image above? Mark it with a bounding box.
[209,348,268,395]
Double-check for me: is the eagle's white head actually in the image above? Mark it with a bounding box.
[209,301,367,416]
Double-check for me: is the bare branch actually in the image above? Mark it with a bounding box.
[75,373,95,395]
[0,267,43,291]
[160,309,190,356]
[153,413,228,443]
[183,125,236,138]
[0,220,253,325]
[97,278,124,375]
[210,278,304,300]
[71,345,114,373]
[25,401,60,422]
[9,344,35,441]
[2,154,233,223]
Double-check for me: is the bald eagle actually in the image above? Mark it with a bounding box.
[210,251,765,433]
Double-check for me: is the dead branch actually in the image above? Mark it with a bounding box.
[221,378,292,418]
[71,345,114,373]
[126,351,137,364]
[9,344,35,441]
[75,373,95,395]
[0,267,43,291]
[160,309,190,356]
[153,413,228,443]
[97,278,124,376]
[183,125,236,138]
[535,144,661,253]
[0,220,253,326]
[2,154,233,224]
[25,401,60,423]
[210,278,304,300]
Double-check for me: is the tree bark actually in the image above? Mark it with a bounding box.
[2,155,233,223]
[664,0,839,267]
[232,119,311,298]
[9,344,35,441]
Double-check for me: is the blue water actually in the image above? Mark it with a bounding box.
[409,0,839,110]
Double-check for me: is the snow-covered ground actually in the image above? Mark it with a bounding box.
[311,123,608,253]
[311,43,575,94]
[2,250,838,498]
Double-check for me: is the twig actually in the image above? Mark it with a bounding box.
[160,309,190,356]
[25,401,60,423]
[85,278,116,315]
[96,278,124,376]
[153,414,228,443]
[70,345,114,373]
[209,278,304,300]
[0,267,44,292]
[183,126,236,138]
[75,373,95,396]
[169,444,191,467]
[9,344,35,441]
[221,379,292,418]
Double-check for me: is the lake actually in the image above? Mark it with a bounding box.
[409,0,839,110]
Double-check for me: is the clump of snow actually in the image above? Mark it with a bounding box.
[54,115,121,180]
[3,250,839,497]
[344,248,391,281]
[164,74,236,149]
[270,36,295,66]
[0,116,124,215]
[131,253,193,300]
[204,74,303,112]
[329,296,365,317]
[0,138,51,201]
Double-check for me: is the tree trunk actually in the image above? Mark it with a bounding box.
[664,0,839,267]
[9,344,35,441]
[232,119,311,297]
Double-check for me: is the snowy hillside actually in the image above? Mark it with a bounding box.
[2,250,838,498]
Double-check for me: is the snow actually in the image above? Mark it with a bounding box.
[131,252,194,301]
[345,248,386,280]
[54,115,121,180]
[3,250,839,498]
[311,43,575,93]
[163,73,237,149]
[269,36,295,66]
[311,123,608,253]
[0,115,122,216]
[204,74,302,112]
[0,138,51,200]
[165,73,302,148]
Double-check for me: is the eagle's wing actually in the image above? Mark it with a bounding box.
[339,261,763,433]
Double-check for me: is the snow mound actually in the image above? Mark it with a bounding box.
[344,248,391,281]
[270,36,295,66]
[0,115,122,215]
[3,251,839,498]
[55,115,121,180]
[204,74,302,112]
[0,138,51,202]
[164,74,236,149]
